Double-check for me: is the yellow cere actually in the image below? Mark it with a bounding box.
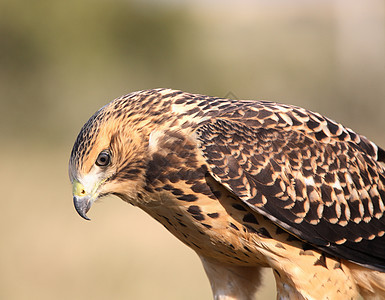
[72,180,86,197]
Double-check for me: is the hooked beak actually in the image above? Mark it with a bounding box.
[72,180,95,220]
[73,195,92,220]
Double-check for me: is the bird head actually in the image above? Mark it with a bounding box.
[69,101,151,220]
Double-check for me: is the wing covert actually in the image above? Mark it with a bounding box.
[196,117,385,271]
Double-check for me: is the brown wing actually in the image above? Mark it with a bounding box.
[196,114,385,271]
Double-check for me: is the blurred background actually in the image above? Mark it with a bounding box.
[1,0,384,299]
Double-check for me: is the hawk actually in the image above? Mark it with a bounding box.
[69,89,385,299]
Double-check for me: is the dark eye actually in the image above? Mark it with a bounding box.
[95,150,111,167]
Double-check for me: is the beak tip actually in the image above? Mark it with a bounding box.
[79,212,91,221]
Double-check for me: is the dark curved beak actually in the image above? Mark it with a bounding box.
[73,195,92,220]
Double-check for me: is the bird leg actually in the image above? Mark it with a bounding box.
[200,256,263,300]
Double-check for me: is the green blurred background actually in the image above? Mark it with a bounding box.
[1,0,384,299]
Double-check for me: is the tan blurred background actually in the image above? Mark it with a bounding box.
[1,0,384,299]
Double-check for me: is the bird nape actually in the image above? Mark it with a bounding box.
[69,88,385,299]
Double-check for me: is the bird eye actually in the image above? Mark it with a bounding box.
[95,150,111,167]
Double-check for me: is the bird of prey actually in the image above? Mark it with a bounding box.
[69,88,385,299]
